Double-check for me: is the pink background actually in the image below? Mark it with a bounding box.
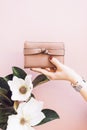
[0,0,87,130]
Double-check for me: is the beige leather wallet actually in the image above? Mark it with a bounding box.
[24,41,65,68]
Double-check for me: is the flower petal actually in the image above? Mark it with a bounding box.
[30,112,45,126]
[25,75,33,89]
[8,76,22,91]
[6,115,20,130]
[13,76,22,86]
[23,98,44,115]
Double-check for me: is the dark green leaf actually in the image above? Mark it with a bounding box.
[0,106,16,116]
[0,86,13,106]
[0,87,8,95]
[0,106,16,130]
[12,66,27,79]
[32,74,49,87]
[6,90,12,102]
[31,93,35,98]
[36,109,59,126]
[0,92,13,106]
[0,77,10,90]
[0,78,13,106]
[0,123,7,130]
[4,74,13,81]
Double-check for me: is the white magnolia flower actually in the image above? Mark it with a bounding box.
[17,97,45,126]
[6,114,35,130]
[6,98,45,130]
[8,75,33,101]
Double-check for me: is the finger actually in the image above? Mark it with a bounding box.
[45,68,56,72]
[31,68,53,77]
[49,57,63,70]
[45,68,51,72]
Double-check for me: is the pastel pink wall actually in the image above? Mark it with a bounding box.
[0,0,87,130]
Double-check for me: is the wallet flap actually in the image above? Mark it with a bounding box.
[24,42,65,56]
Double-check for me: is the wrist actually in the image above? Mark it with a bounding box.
[71,79,87,92]
[69,72,87,92]
[68,74,82,84]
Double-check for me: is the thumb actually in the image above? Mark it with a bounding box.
[49,56,63,70]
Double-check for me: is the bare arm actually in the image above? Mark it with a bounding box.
[31,56,87,101]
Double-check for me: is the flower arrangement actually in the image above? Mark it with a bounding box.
[0,67,59,130]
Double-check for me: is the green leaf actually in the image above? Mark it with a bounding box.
[0,106,16,130]
[31,93,35,98]
[0,77,10,91]
[12,66,27,79]
[0,106,16,116]
[4,74,13,81]
[0,87,8,95]
[36,109,59,126]
[0,87,13,106]
[0,123,7,130]
[0,90,13,106]
[0,77,13,105]
[32,74,49,87]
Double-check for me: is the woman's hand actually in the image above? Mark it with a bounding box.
[31,56,82,84]
[31,56,87,101]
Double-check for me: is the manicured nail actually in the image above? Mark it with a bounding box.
[49,56,53,60]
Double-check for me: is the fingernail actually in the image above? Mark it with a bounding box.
[49,56,53,60]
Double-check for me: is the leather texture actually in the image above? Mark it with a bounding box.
[24,41,65,68]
